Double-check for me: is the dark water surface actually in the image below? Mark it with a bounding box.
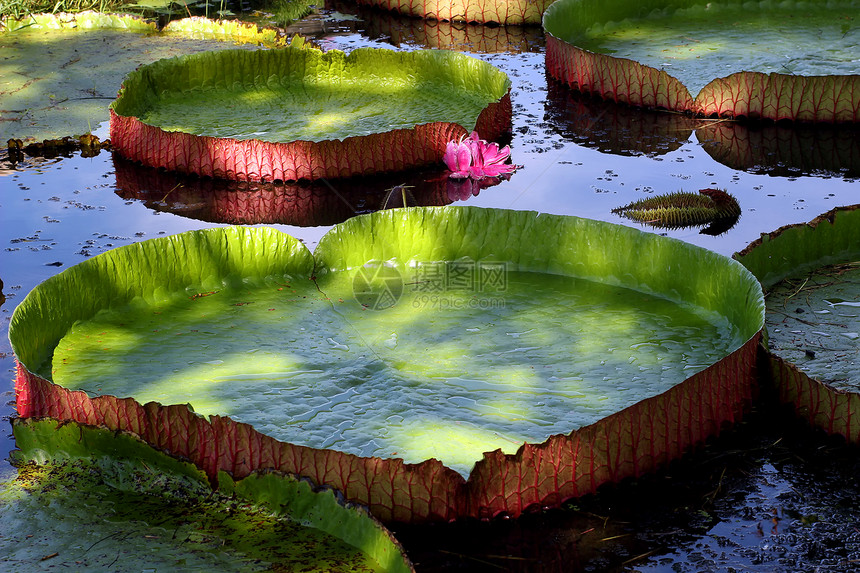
[1,7,859,572]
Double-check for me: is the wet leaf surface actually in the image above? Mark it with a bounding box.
[0,22,265,142]
[573,2,860,95]
[47,259,740,476]
[1,456,386,572]
[766,262,859,392]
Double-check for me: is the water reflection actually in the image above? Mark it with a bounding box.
[697,122,860,178]
[544,78,694,157]
[112,155,508,226]
[325,0,544,53]
[545,77,860,177]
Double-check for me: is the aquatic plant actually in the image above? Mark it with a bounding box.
[0,12,310,142]
[110,47,512,181]
[444,131,518,180]
[8,418,414,572]
[7,133,109,160]
[612,189,741,233]
[543,0,860,123]
[347,0,554,25]
[10,207,764,523]
[735,205,860,443]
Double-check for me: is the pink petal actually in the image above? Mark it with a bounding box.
[478,162,518,177]
[481,144,511,165]
[443,141,460,172]
[444,141,473,176]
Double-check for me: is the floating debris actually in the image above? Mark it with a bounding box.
[7,134,110,160]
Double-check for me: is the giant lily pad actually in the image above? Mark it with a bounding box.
[327,0,545,52]
[735,205,860,443]
[0,12,304,142]
[11,207,764,523]
[345,0,553,25]
[6,418,413,572]
[109,46,512,181]
[543,0,860,122]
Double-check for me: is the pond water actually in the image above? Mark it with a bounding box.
[1,5,859,571]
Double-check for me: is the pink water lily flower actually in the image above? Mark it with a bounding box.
[444,132,518,180]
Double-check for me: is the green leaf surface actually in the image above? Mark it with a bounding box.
[568,1,859,96]
[734,205,860,289]
[0,13,298,142]
[734,206,860,390]
[764,262,858,391]
[5,418,411,572]
[543,0,860,121]
[111,46,511,143]
[10,225,314,376]
[735,205,860,441]
[12,207,763,479]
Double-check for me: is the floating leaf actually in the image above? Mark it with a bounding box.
[612,189,741,234]
[7,418,413,572]
[0,10,156,32]
[110,46,512,182]
[735,205,860,443]
[695,72,860,123]
[347,0,554,25]
[543,0,860,123]
[0,13,309,142]
[11,207,764,523]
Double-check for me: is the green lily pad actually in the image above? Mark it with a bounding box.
[338,4,545,53]
[543,0,860,122]
[110,45,512,181]
[11,206,764,522]
[5,418,413,572]
[0,12,302,142]
[735,205,860,443]
[764,262,858,389]
[346,0,553,25]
